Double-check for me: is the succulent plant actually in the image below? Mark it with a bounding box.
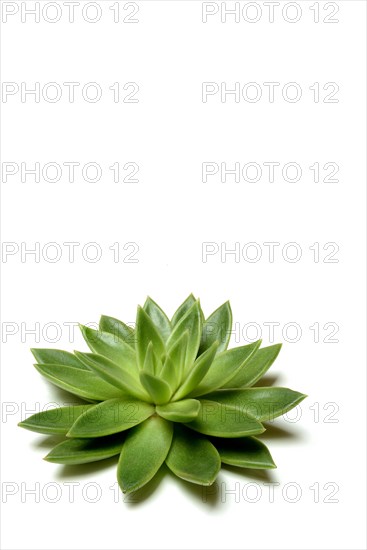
[19,295,306,495]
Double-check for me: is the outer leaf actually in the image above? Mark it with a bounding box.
[160,331,188,391]
[171,294,196,327]
[172,341,218,401]
[117,415,173,494]
[31,348,89,370]
[135,306,165,369]
[189,340,261,398]
[68,398,154,438]
[74,352,150,401]
[212,436,276,469]
[205,387,307,422]
[99,315,135,347]
[166,301,202,375]
[80,325,138,373]
[186,399,264,438]
[156,399,201,423]
[34,363,123,401]
[223,344,282,388]
[18,405,92,435]
[199,301,232,355]
[143,297,171,342]
[139,372,172,405]
[166,425,220,485]
[44,433,125,464]
[142,342,162,376]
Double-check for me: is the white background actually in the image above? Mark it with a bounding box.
[1,1,366,549]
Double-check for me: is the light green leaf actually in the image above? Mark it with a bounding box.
[186,399,264,438]
[172,341,218,401]
[189,340,261,398]
[117,415,173,494]
[212,436,276,469]
[139,372,172,405]
[199,301,232,355]
[166,425,220,485]
[205,387,307,422]
[167,301,202,375]
[135,306,165,369]
[79,325,138,373]
[171,294,196,327]
[156,399,201,423]
[18,405,92,435]
[142,342,162,376]
[31,348,89,370]
[143,297,171,342]
[34,363,124,401]
[223,344,282,388]
[74,352,149,401]
[67,398,154,438]
[160,331,188,392]
[44,433,125,464]
[99,315,135,347]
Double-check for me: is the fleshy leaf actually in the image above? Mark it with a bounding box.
[18,405,92,435]
[171,294,196,327]
[34,363,124,401]
[31,348,89,370]
[74,352,149,401]
[143,297,171,342]
[166,425,220,485]
[199,301,232,355]
[167,301,202,375]
[99,315,135,347]
[223,344,282,388]
[156,399,201,423]
[205,387,307,422]
[160,331,188,391]
[142,342,162,376]
[44,433,125,464]
[117,415,173,494]
[139,372,172,405]
[135,306,165,369]
[186,399,264,438]
[172,341,218,401]
[189,340,261,398]
[212,436,276,469]
[67,398,154,438]
[79,325,137,373]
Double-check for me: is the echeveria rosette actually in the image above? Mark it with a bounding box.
[19,295,306,494]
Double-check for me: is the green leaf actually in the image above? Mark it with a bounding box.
[186,399,264,438]
[79,325,138,374]
[18,405,92,435]
[156,399,201,423]
[135,306,165,369]
[74,352,150,401]
[166,425,220,485]
[143,297,171,342]
[139,372,172,405]
[199,301,232,355]
[205,387,307,422]
[223,344,282,388]
[167,301,202,375]
[160,331,188,392]
[67,398,154,438]
[99,315,135,347]
[212,436,276,469]
[117,415,173,494]
[142,342,162,376]
[171,294,196,327]
[31,348,89,370]
[189,340,261,398]
[34,363,124,401]
[44,433,125,464]
[172,341,218,401]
